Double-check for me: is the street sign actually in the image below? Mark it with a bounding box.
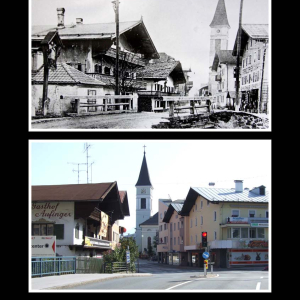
[31,236,56,257]
[126,250,130,263]
[204,259,208,269]
[202,251,210,259]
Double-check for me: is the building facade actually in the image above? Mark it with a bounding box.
[31,182,130,257]
[180,180,269,268]
[232,24,269,113]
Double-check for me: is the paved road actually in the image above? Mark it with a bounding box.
[65,261,269,291]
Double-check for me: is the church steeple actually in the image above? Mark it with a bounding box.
[210,0,230,28]
[135,147,153,187]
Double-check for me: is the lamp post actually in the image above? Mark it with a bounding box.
[112,0,120,95]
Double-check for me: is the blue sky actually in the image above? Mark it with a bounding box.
[30,140,271,233]
[30,0,270,95]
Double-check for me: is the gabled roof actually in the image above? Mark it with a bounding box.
[32,63,106,86]
[135,153,153,187]
[162,201,184,223]
[180,186,268,216]
[137,61,186,84]
[212,50,240,71]
[140,212,158,226]
[232,24,269,56]
[32,20,159,59]
[32,182,117,202]
[210,0,230,28]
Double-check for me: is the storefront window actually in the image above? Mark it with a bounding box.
[250,228,256,238]
[257,228,264,238]
[241,228,248,238]
[232,228,240,238]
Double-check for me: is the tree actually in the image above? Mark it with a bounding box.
[103,237,139,272]
[108,51,146,95]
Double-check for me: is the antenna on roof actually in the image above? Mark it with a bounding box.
[67,162,87,184]
[168,194,172,200]
[83,143,92,183]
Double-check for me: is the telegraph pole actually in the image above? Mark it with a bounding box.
[235,0,243,111]
[68,162,86,184]
[83,143,92,183]
[112,0,120,95]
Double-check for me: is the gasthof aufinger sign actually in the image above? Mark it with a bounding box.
[31,236,56,257]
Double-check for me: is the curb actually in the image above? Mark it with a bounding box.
[43,273,153,290]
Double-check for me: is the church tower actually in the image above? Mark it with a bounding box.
[135,147,153,253]
[208,0,231,96]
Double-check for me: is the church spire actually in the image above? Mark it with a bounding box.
[210,0,230,28]
[135,147,152,187]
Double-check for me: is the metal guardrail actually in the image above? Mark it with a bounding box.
[31,256,76,277]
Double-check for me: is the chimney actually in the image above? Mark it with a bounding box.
[234,180,243,192]
[57,8,65,29]
[209,182,215,186]
[76,18,83,25]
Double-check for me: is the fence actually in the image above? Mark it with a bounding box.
[31,256,76,277]
[104,262,130,274]
[61,95,138,115]
[76,256,104,274]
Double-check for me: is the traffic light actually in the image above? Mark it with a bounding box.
[202,231,207,247]
[233,67,237,78]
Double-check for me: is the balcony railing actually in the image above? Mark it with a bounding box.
[137,91,180,97]
[210,239,268,249]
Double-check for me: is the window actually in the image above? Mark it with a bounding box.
[190,219,193,228]
[195,217,197,226]
[265,211,268,218]
[258,49,261,60]
[88,90,96,112]
[175,214,178,219]
[160,225,162,231]
[191,235,193,243]
[164,237,167,244]
[195,204,197,210]
[174,237,176,245]
[160,213,162,219]
[257,228,264,238]
[200,200,203,209]
[249,210,255,218]
[174,223,176,231]
[207,200,210,206]
[195,235,198,243]
[104,67,110,75]
[201,216,203,225]
[214,211,217,221]
[75,223,80,239]
[141,198,146,209]
[178,222,180,229]
[232,228,240,238]
[214,231,217,240]
[232,210,239,217]
[178,237,180,245]
[32,223,54,236]
[250,228,256,238]
[54,224,64,240]
[241,228,248,238]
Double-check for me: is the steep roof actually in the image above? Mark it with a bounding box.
[232,24,269,56]
[181,186,268,216]
[139,212,158,226]
[212,50,240,71]
[135,153,153,187]
[32,63,106,86]
[32,20,159,59]
[163,201,184,223]
[210,0,230,28]
[137,61,186,84]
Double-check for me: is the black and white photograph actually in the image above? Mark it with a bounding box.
[29,0,270,131]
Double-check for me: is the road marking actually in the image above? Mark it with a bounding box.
[256,282,261,290]
[260,276,264,279]
[166,281,192,290]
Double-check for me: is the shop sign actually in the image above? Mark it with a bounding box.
[204,259,208,269]
[99,211,109,237]
[84,237,112,249]
[251,223,268,227]
[230,249,268,265]
[229,217,248,224]
[32,236,56,257]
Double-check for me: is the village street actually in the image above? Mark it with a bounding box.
[31,111,192,130]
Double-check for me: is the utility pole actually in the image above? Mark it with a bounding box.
[112,0,120,95]
[90,161,95,183]
[235,0,243,111]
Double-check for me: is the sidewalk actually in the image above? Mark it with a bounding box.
[31,273,152,291]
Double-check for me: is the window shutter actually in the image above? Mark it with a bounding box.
[54,224,64,240]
